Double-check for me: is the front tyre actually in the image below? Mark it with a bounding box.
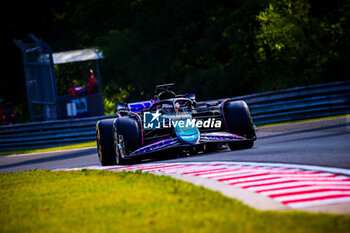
[113,117,141,165]
[96,119,117,165]
[224,100,256,150]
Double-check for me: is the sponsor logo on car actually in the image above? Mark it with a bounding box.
[143,111,221,129]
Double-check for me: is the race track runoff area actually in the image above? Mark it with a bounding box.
[1,116,350,215]
[56,162,350,214]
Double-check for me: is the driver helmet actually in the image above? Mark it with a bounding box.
[175,102,182,112]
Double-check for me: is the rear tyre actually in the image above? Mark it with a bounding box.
[114,117,141,165]
[96,119,117,166]
[224,100,256,150]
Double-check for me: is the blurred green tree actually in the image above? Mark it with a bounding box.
[256,0,350,91]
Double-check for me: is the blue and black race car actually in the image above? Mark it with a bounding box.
[96,83,256,165]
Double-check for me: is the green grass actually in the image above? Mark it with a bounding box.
[0,170,349,233]
[0,141,96,156]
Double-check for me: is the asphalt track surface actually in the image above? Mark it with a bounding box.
[0,117,349,173]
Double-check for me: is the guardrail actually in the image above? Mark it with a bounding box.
[0,115,117,151]
[1,81,349,151]
[230,81,350,125]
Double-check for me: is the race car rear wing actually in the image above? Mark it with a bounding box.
[116,97,221,113]
[116,100,153,113]
[115,82,199,113]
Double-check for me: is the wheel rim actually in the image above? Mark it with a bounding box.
[113,131,120,164]
[96,126,103,163]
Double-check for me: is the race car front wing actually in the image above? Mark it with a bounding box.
[131,132,250,156]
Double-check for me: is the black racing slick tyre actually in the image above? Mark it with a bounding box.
[96,119,117,166]
[113,117,141,165]
[224,100,256,150]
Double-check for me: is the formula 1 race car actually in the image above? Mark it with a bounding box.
[96,83,256,165]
